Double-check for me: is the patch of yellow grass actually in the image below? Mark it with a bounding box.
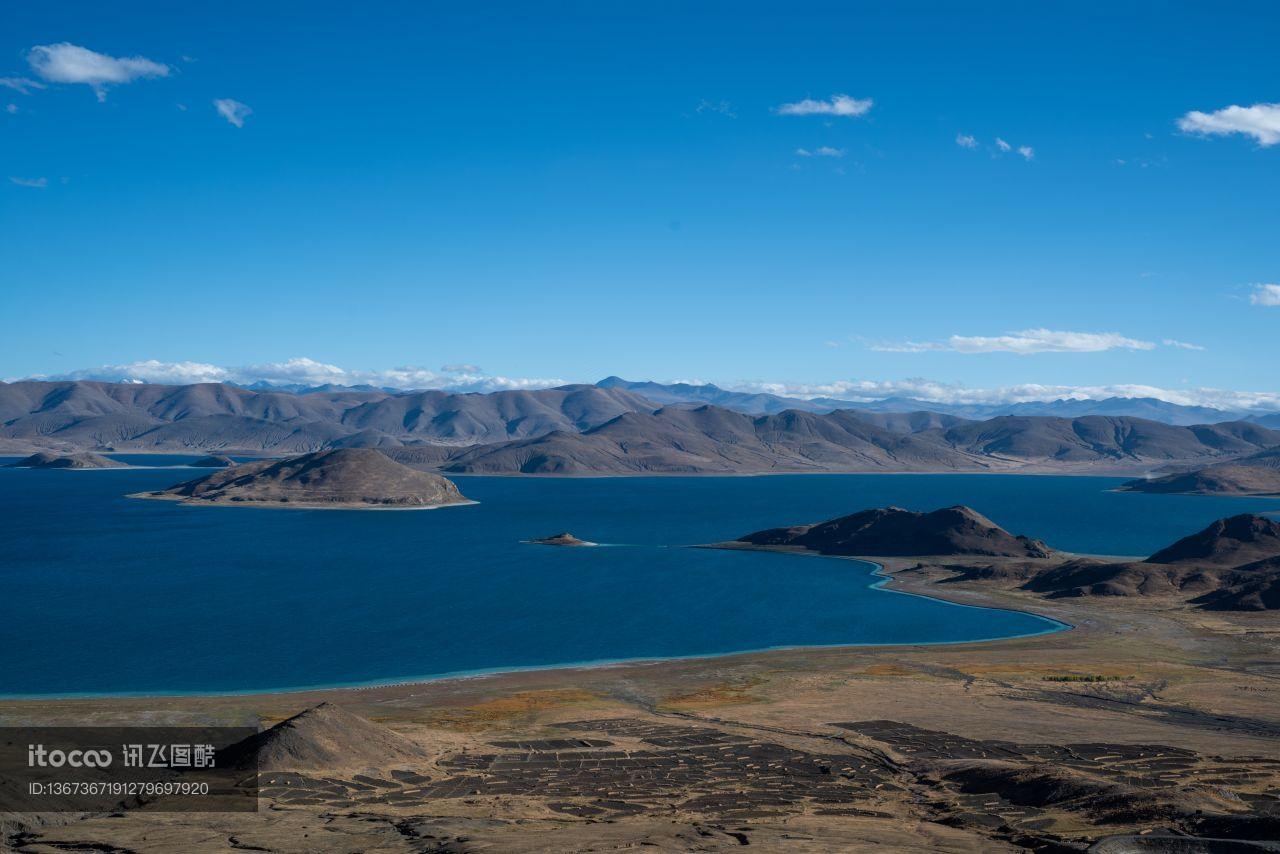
[657,676,766,711]
[959,663,1145,680]
[426,689,599,731]
[860,664,916,677]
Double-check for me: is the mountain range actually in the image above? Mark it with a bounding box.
[597,376,1275,425]
[3,378,1279,475]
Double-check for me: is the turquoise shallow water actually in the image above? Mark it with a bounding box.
[1,458,1275,697]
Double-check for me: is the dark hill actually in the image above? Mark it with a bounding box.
[737,505,1053,558]
[7,451,125,469]
[139,448,469,508]
[1190,556,1280,611]
[1146,514,1280,566]
[220,702,428,771]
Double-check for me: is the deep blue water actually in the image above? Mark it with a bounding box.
[1,458,1276,696]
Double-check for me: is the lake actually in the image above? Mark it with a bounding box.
[2,458,1276,696]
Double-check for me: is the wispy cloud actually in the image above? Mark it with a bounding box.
[795,146,845,158]
[26,43,168,101]
[214,98,251,127]
[870,328,1168,355]
[29,357,566,393]
[1251,283,1280,306]
[9,176,48,188]
[725,377,1280,412]
[1163,339,1206,351]
[0,76,45,95]
[694,99,736,118]
[5,103,17,115]
[1178,102,1280,147]
[776,94,872,117]
[961,135,1035,160]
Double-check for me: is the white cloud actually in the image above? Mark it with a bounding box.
[871,328,1161,355]
[795,146,845,158]
[214,98,251,127]
[725,377,1280,413]
[1178,103,1280,147]
[9,176,48,188]
[1017,145,1034,160]
[995,137,1012,152]
[955,133,978,149]
[26,43,168,101]
[776,94,872,117]
[1162,339,1206,351]
[30,357,566,393]
[0,76,45,94]
[5,103,17,114]
[1251,283,1280,306]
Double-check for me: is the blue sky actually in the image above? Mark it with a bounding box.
[3,1,1278,407]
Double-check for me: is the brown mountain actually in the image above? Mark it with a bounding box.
[7,451,126,469]
[5,380,1280,474]
[736,505,1053,558]
[0,380,654,452]
[443,406,1280,475]
[138,448,469,508]
[220,702,428,771]
[1119,447,1280,496]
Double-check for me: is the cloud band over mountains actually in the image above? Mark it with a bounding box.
[13,357,1280,413]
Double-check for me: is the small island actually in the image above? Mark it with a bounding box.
[526,532,597,546]
[132,448,471,509]
[190,454,238,468]
[7,451,127,469]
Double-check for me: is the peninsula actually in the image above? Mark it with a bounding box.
[1119,447,1280,496]
[723,507,1280,612]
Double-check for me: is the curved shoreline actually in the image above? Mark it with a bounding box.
[0,553,1069,702]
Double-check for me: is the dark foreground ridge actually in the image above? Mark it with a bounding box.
[136,448,470,508]
[6,451,126,469]
[737,505,1054,558]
